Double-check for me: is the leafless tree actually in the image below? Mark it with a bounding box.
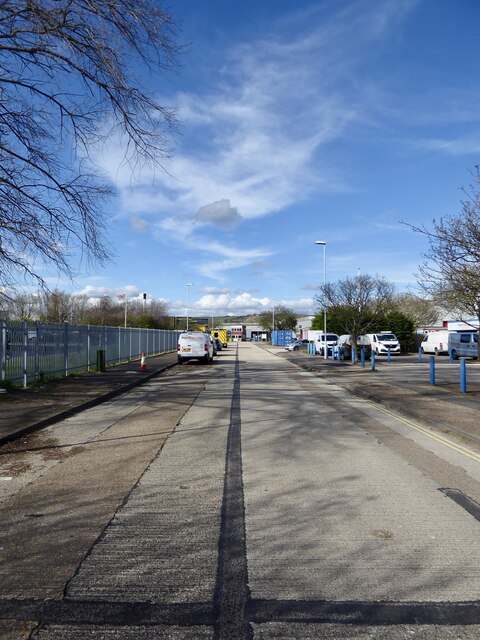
[316,274,395,348]
[406,168,480,329]
[392,293,441,329]
[0,0,181,292]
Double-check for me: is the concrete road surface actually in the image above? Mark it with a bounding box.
[1,342,479,639]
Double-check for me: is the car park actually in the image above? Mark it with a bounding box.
[177,331,214,364]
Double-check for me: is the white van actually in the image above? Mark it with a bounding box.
[448,332,478,360]
[420,330,451,355]
[359,332,401,356]
[177,331,214,364]
[314,333,339,356]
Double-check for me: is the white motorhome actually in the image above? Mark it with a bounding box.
[420,330,451,355]
[359,332,401,356]
[177,331,214,364]
[448,332,478,359]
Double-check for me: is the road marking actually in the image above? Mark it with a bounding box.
[352,395,480,463]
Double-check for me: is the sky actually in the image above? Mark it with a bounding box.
[51,0,480,318]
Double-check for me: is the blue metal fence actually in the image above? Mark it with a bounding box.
[0,320,180,388]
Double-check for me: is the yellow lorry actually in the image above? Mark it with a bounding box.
[212,329,228,348]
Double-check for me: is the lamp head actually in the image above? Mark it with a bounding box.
[315,240,326,246]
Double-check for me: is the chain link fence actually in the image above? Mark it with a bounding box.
[1,320,180,388]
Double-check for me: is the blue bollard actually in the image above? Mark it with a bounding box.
[351,348,356,364]
[460,359,467,393]
[418,347,423,362]
[361,348,365,368]
[371,352,376,371]
[387,347,391,364]
[449,349,453,364]
[430,356,435,385]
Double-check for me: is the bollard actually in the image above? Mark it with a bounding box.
[387,347,391,364]
[460,359,467,393]
[430,355,435,385]
[361,348,365,369]
[418,347,423,362]
[96,349,106,372]
[351,348,356,364]
[449,349,453,364]
[371,352,376,371]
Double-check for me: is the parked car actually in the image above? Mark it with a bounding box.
[448,332,478,359]
[359,332,401,356]
[314,333,339,356]
[177,331,214,364]
[285,339,309,352]
[420,330,451,355]
[209,334,217,356]
[337,335,371,359]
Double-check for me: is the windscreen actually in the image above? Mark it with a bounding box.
[377,334,396,341]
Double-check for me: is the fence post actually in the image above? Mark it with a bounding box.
[34,321,40,381]
[64,322,69,377]
[1,319,6,383]
[430,355,435,386]
[86,325,90,371]
[460,359,467,393]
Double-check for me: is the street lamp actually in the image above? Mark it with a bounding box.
[186,283,193,331]
[315,240,327,360]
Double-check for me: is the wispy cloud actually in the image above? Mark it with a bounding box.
[94,0,419,279]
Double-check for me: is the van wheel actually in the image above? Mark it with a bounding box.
[451,349,459,360]
[177,358,183,365]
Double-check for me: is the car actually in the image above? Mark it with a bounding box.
[177,331,214,364]
[208,334,217,356]
[314,333,339,356]
[448,332,478,359]
[285,339,308,351]
[359,332,401,356]
[420,330,451,356]
[337,334,371,359]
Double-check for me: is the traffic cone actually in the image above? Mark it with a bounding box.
[140,352,147,372]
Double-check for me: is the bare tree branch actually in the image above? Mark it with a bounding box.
[0,0,181,291]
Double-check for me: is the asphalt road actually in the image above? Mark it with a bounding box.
[1,343,480,639]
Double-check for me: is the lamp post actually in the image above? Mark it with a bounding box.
[315,240,327,360]
[186,283,193,331]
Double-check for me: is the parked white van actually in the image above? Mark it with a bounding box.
[314,333,339,356]
[359,332,401,356]
[420,330,451,355]
[448,332,478,360]
[177,331,214,364]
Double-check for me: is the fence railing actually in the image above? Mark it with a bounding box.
[1,320,180,388]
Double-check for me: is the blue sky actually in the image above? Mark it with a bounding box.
[56,0,480,317]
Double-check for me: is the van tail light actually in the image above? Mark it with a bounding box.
[177,344,180,351]
[205,344,208,352]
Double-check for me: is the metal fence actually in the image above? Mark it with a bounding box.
[1,320,180,388]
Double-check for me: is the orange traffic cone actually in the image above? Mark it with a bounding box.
[140,352,147,372]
